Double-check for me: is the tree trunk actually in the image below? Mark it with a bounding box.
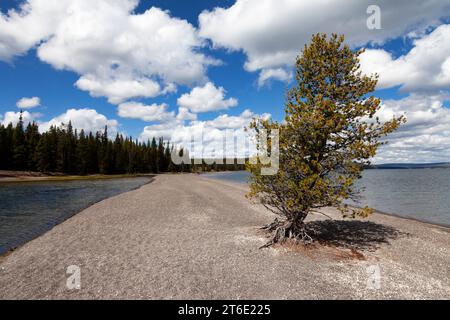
[260,213,312,248]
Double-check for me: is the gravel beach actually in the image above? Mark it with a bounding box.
[0,174,449,299]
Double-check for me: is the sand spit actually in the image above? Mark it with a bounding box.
[0,174,448,299]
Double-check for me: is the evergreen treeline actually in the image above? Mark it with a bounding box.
[0,113,246,175]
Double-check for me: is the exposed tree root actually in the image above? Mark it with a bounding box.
[260,218,314,249]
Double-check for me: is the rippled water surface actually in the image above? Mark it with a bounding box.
[204,169,450,226]
[0,177,151,255]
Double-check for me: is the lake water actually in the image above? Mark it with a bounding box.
[203,169,450,226]
[0,177,152,255]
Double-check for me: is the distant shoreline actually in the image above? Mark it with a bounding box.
[368,162,450,169]
[202,171,450,229]
[0,170,155,183]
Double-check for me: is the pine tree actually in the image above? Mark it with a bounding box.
[157,138,165,172]
[113,133,124,174]
[25,122,40,170]
[76,129,89,174]
[12,112,28,170]
[66,121,77,174]
[150,137,158,173]
[36,132,52,172]
[0,124,13,169]
[247,34,405,247]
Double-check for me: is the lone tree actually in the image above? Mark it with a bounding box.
[247,34,405,247]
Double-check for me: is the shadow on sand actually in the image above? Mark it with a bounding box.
[306,220,407,251]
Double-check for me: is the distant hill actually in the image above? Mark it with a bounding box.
[369,162,450,169]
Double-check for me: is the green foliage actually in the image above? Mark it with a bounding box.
[0,111,246,175]
[0,113,172,174]
[247,34,405,230]
[12,113,28,169]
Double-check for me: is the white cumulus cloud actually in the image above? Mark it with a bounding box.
[177,82,238,113]
[360,24,450,92]
[75,76,163,105]
[39,108,119,136]
[140,109,270,158]
[204,109,269,129]
[16,96,41,109]
[0,0,68,61]
[258,68,292,87]
[117,102,175,122]
[199,0,450,85]
[1,0,217,104]
[1,110,39,126]
[176,107,197,122]
[373,93,450,163]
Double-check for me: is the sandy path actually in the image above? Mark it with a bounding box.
[0,174,449,299]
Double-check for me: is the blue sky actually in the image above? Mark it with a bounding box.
[1,0,450,163]
[0,0,285,136]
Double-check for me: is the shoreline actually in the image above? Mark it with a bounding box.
[363,206,450,230]
[0,170,155,184]
[0,175,155,258]
[0,174,448,299]
[201,173,450,229]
